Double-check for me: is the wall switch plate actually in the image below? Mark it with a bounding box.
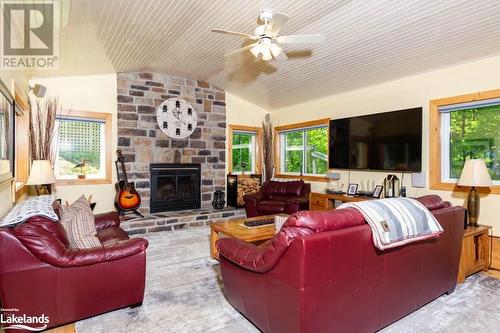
[411,172,426,188]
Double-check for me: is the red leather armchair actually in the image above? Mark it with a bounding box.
[0,211,148,331]
[244,180,311,217]
[218,195,465,333]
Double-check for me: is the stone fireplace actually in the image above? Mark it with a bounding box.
[150,163,201,213]
[117,72,226,214]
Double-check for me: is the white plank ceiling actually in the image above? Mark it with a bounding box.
[26,0,500,109]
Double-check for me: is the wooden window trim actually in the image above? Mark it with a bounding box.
[55,110,113,186]
[274,118,330,182]
[430,88,500,194]
[12,82,29,200]
[228,124,262,174]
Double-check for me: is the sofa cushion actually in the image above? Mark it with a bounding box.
[257,200,286,214]
[60,196,101,249]
[266,180,304,196]
[97,226,129,246]
[416,195,450,211]
[283,208,366,233]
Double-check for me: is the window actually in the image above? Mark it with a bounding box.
[54,111,112,184]
[228,125,261,174]
[232,131,256,173]
[430,89,500,193]
[277,119,329,178]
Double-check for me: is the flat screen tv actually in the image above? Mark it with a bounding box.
[329,107,422,171]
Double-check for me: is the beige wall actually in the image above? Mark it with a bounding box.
[272,55,500,236]
[31,74,118,213]
[225,92,268,127]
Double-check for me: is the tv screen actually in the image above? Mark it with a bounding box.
[329,108,422,171]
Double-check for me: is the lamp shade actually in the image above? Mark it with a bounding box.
[27,160,56,185]
[457,159,493,187]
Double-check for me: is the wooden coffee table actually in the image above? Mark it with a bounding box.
[210,215,280,260]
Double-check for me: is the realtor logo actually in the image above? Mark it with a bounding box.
[1,0,59,70]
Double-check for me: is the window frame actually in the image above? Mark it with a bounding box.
[430,89,500,194]
[55,110,112,186]
[275,118,330,182]
[13,84,29,200]
[228,124,262,175]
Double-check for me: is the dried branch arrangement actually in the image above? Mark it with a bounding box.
[28,97,60,163]
[262,116,274,182]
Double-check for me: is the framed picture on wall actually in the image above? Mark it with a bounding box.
[373,185,383,198]
[347,183,358,196]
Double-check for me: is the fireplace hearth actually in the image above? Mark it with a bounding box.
[150,164,201,213]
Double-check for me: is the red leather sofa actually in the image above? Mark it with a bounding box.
[0,211,148,331]
[218,195,465,333]
[244,180,311,217]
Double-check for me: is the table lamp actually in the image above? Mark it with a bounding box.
[458,159,493,227]
[27,160,56,195]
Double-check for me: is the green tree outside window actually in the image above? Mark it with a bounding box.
[232,132,255,173]
[282,126,328,175]
[449,105,500,181]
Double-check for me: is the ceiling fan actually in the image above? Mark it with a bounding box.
[211,10,325,61]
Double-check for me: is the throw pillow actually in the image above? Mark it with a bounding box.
[60,195,101,249]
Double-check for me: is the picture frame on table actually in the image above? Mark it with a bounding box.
[347,183,358,196]
[373,185,383,198]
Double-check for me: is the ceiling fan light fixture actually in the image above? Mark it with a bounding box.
[250,44,263,58]
[261,47,272,61]
[269,43,282,58]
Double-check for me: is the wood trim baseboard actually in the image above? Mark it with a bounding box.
[429,89,500,194]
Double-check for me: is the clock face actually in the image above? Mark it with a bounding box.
[156,98,197,139]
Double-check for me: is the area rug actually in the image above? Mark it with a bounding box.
[77,228,500,333]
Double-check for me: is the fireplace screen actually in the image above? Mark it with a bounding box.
[150,164,201,213]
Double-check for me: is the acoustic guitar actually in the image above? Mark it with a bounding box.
[114,150,142,215]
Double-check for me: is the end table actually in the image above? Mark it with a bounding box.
[457,224,492,283]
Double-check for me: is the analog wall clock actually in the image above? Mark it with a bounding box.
[156,98,197,139]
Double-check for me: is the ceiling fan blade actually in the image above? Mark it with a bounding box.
[224,43,257,58]
[274,51,288,62]
[211,29,257,40]
[265,12,290,36]
[276,34,325,44]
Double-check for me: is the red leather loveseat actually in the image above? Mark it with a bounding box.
[0,211,148,331]
[218,195,464,333]
[244,180,311,217]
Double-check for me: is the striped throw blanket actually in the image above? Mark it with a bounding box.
[338,198,443,250]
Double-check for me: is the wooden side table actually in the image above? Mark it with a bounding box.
[457,225,492,283]
[309,192,371,211]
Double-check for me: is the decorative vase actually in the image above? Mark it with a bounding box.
[212,189,225,210]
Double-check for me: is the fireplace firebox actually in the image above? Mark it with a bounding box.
[150,163,201,213]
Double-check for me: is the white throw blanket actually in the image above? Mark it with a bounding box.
[339,197,443,250]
